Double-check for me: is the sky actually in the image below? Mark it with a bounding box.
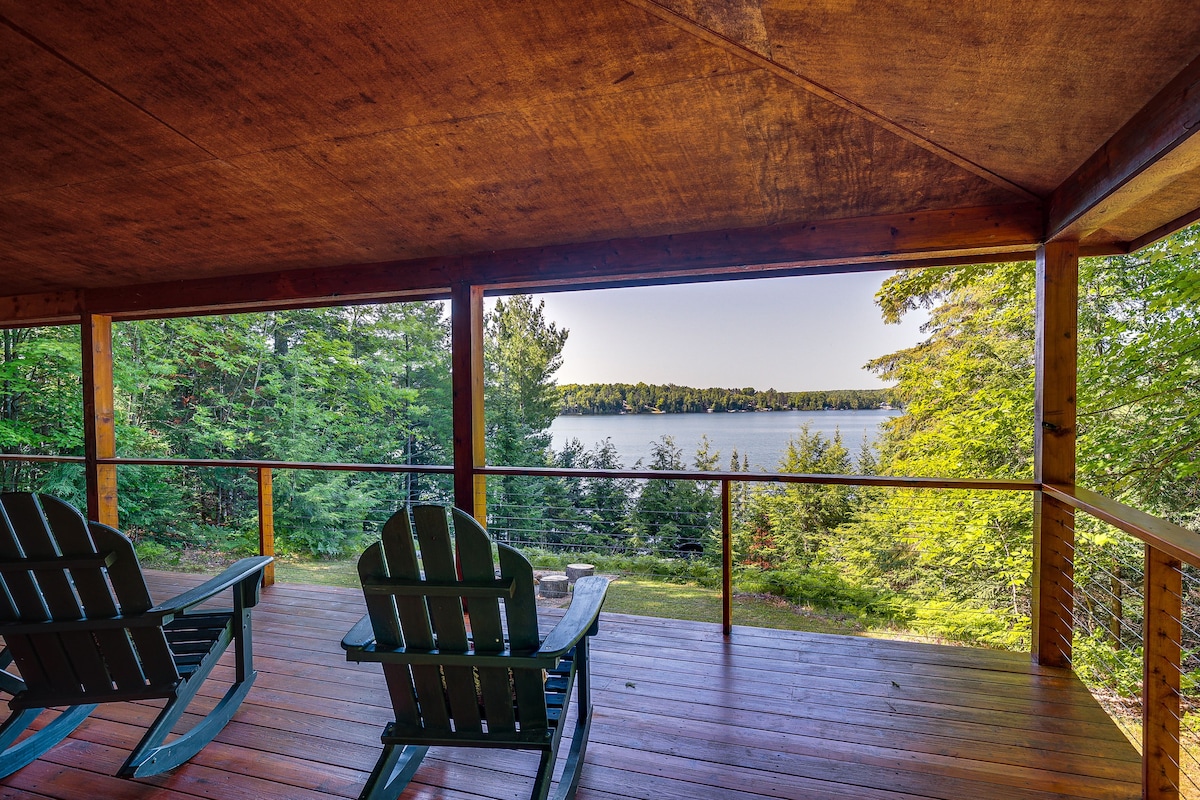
[524,270,930,392]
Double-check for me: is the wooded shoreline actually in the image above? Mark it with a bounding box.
[558,383,891,415]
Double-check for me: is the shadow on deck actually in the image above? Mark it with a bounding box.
[0,572,1139,800]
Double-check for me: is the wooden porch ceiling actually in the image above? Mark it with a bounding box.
[2,1,1200,323]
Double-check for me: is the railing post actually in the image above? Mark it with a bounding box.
[1143,544,1182,800]
[451,282,486,523]
[256,467,276,587]
[81,313,118,527]
[1032,241,1078,667]
[722,479,733,636]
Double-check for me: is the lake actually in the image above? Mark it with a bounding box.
[549,409,900,471]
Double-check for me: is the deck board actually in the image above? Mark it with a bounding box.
[0,571,1140,800]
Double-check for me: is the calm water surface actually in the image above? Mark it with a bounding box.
[549,409,899,471]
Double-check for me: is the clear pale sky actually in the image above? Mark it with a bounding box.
[526,270,930,392]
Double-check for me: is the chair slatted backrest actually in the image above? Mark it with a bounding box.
[0,494,178,704]
[360,505,546,737]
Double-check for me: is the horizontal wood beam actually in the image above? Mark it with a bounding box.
[0,204,1041,326]
[0,291,83,327]
[1048,54,1200,241]
[468,205,1042,289]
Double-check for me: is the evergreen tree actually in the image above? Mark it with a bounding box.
[484,295,569,543]
[631,436,717,557]
[581,439,635,550]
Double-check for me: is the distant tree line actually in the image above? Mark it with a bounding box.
[558,383,892,415]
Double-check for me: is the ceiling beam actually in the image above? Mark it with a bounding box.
[0,291,83,328]
[465,204,1041,288]
[1048,54,1200,242]
[0,204,1041,326]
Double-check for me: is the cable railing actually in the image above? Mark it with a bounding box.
[1046,485,1200,800]
[4,453,1200,797]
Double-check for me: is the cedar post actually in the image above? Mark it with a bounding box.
[256,467,276,586]
[1031,241,1078,667]
[451,282,486,522]
[1143,545,1183,800]
[82,313,118,527]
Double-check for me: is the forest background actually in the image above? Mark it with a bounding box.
[1,228,1198,666]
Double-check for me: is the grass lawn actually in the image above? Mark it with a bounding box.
[603,576,867,635]
[143,551,884,637]
[269,556,869,636]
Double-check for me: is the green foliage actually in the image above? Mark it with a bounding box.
[1072,629,1144,698]
[630,436,719,558]
[907,600,1029,650]
[734,565,907,620]
[133,540,173,565]
[1077,232,1200,528]
[486,295,568,465]
[734,426,853,568]
[0,326,85,494]
[484,295,572,546]
[520,547,722,587]
[833,261,1039,644]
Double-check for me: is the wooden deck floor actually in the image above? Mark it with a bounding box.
[0,572,1139,800]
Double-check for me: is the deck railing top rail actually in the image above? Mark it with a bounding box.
[9,452,1199,565]
[1044,482,1200,569]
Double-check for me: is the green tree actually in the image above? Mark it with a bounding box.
[733,426,852,570]
[1076,233,1200,528]
[484,295,569,543]
[631,436,718,557]
[838,261,1038,646]
[0,326,84,499]
[580,438,635,550]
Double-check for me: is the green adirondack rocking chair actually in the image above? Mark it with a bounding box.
[342,505,609,800]
[0,493,272,778]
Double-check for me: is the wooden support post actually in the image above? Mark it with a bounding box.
[1032,241,1078,668]
[81,313,118,527]
[1143,545,1182,800]
[722,479,733,636]
[256,467,276,587]
[451,282,486,522]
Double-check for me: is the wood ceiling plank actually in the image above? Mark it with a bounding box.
[0,0,740,159]
[1048,55,1200,241]
[1,64,1022,298]
[0,291,82,327]
[1067,141,1200,248]
[760,0,1200,195]
[623,0,1037,201]
[728,72,1020,223]
[1,0,1197,299]
[651,0,773,58]
[0,155,395,293]
[462,204,1043,287]
[307,70,1020,257]
[0,23,210,196]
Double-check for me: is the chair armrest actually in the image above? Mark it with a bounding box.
[534,576,609,660]
[149,556,273,615]
[342,614,376,651]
